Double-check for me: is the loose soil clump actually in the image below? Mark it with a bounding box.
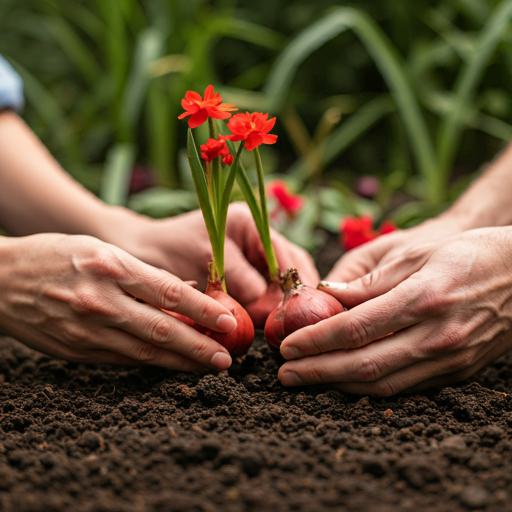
[1,334,511,512]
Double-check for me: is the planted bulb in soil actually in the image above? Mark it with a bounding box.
[264,267,344,349]
[246,279,283,329]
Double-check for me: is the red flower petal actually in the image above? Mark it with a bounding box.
[178,85,237,127]
[188,109,209,129]
[185,90,202,103]
[204,85,214,101]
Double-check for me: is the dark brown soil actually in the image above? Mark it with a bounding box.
[1,335,512,512]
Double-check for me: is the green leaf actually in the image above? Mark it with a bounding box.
[263,7,439,204]
[46,16,102,86]
[100,143,136,206]
[210,17,284,50]
[120,27,165,135]
[288,95,395,182]
[437,0,512,177]
[186,129,221,270]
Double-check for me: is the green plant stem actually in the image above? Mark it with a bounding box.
[216,142,246,290]
[186,129,224,289]
[208,118,222,218]
[253,147,279,280]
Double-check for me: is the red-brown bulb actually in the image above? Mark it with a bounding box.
[264,268,344,349]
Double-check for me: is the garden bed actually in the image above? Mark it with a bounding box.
[1,332,512,512]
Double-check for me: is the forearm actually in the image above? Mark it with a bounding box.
[0,110,129,238]
[441,141,512,229]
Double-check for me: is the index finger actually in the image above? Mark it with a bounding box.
[119,260,237,334]
[280,278,422,359]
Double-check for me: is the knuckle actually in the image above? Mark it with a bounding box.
[402,245,427,264]
[447,350,474,371]
[200,298,217,322]
[441,325,465,351]
[414,281,458,316]
[135,343,161,363]
[86,246,123,279]
[158,279,183,309]
[359,270,377,290]
[354,357,382,382]
[70,288,112,317]
[190,340,211,362]
[148,317,174,344]
[301,328,324,354]
[344,315,371,347]
[371,380,396,397]
[302,363,327,384]
[61,322,91,346]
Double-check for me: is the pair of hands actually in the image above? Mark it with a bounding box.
[0,203,318,372]
[279,218,512,395]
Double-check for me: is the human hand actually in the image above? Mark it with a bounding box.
[110,202,319,306]
[0,233,239,371]
[278,227,512,395]
[326,215,466,283]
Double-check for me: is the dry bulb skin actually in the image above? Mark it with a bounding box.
[264,267,345,349]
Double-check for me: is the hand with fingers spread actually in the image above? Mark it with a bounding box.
[327,214,465,284]
[0,234,239,371]
[278,227,512,396]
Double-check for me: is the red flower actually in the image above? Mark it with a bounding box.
[222,154,234,166]
[268,180,303,219]
[340,215,377,251]
[178,85,237,129]
[340,216,398,251]
[379,220,397,235]
[225,112,277,151]
[200,138,233,165]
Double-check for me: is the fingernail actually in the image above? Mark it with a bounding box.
[217,314,237,332]
[280,371,304,387]
[318,281,347,291]
[281,346,304,359]
[210,352,232,370]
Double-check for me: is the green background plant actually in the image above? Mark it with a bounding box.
[2,0,512,254]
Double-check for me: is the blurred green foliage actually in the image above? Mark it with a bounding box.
[2,0,512,251]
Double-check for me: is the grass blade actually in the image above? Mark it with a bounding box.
[288,95,395,182]
[263,7,439,203]
[120,27,165,136]
[100,143,136,206]
[437,0,512,180]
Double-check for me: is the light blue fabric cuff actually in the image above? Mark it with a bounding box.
[0,55,24,112]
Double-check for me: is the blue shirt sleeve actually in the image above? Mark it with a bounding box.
[0,55,24,112]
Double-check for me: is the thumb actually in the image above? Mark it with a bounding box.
[224,239,267,306]
[319,244,435,308]
[325,237,393,283]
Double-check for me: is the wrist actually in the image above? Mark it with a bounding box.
[435,207,485,233]
[92,206,153,247]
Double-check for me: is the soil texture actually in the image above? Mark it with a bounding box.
[1,334,512,512]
